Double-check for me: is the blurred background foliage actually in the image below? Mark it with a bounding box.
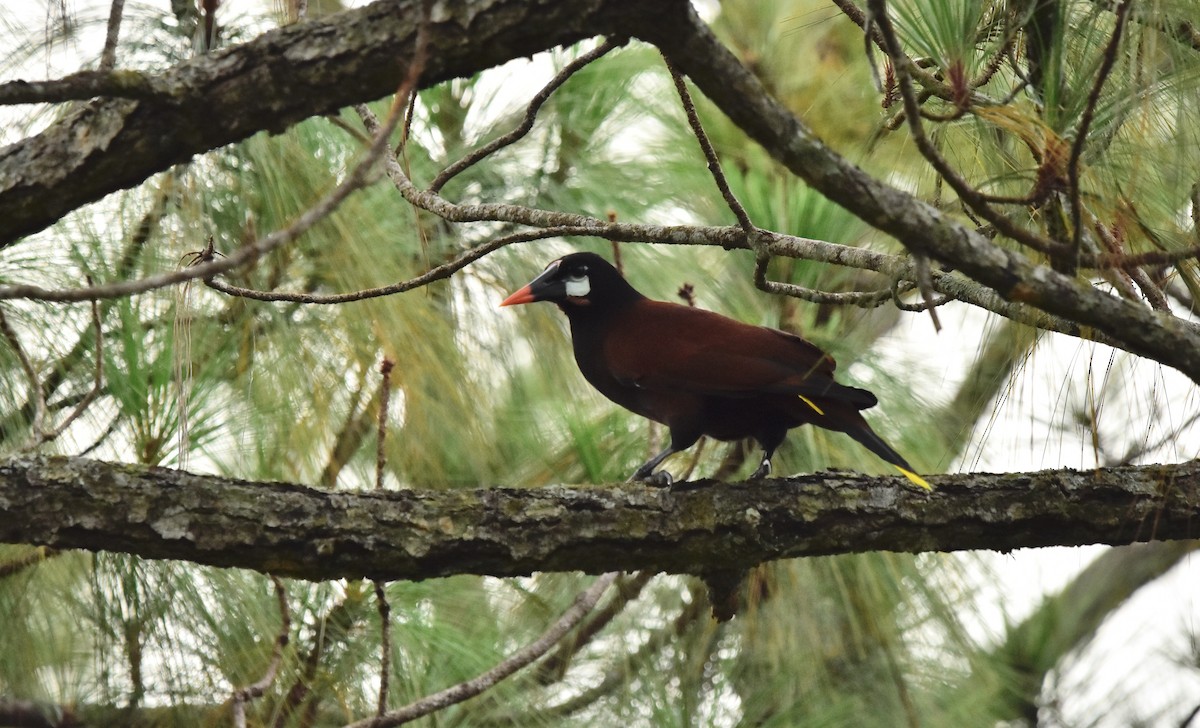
[0,0,1197,725]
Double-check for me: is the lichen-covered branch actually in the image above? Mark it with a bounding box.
[638,3,1200,385]
[0,0,655,244]
[0,455,1196,583]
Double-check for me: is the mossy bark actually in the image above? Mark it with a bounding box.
[1,455,1197,582]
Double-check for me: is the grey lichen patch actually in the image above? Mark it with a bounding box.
[151,512,191,541]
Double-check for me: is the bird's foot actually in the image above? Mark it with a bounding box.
[629,469,674,487]
[750,459,772,480]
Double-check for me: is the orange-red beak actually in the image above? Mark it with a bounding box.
[499,284,537,307]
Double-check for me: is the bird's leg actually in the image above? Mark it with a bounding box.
[628,446,678,486]
[750,457,771,480]
[749,440,780,480]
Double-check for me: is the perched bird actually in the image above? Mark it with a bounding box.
[500,252,929,489]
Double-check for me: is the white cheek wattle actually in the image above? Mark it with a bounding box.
[565,276,590,297]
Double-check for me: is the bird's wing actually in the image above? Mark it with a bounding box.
[604,301,876,408]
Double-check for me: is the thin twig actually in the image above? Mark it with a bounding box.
[374,581,392,717]
[98,0,125,71]
[232,576,291,728]
[832,0,887,56]
[0,547,60,579]
[529,587,709,723]
[392,123,1135,344]
[360,90,1131,348]
[1078,244,1200,270]
[865,0,1064,258]
[376,358,394,490]
[342,573,618,728]
[535,571,654,684]
[0,11,428,304]
[430,39,621,193]
[1066,0,1133,273]
[663,55,754,235]
[204,226,601,303]
[0,308,47,445]
[911,254,943,329]
[38,291,104,443]
[754,271,898,308]
[1088,212,1169,311]
[892,277,950,312]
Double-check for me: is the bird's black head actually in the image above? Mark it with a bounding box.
[499,252,642,313]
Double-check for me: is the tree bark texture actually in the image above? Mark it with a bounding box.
[1,456,1196,583]
[4,0,1200,385]
[0,0,663,244]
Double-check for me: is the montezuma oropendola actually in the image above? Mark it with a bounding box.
[500,252,929,489]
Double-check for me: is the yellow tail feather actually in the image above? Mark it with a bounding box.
[797,395,824,415]
[895,466,931,490]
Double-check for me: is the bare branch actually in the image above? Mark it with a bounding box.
[374,581,392,717]
[0,21,427,304]
[0,69,170,105]
[430,38,622,193]
[376,358,394,491]
[0,307,48,444]
[528,587,709,723]
[342,573,618,728]
[1066,0,1133,274]
[535,571,654,685]
[37,293,105,444]
[664,56,754,235]
[203,226,602,303]
[231,576,291,728]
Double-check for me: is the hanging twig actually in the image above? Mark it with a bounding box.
[1066,0,1133,274]
[341,572,618,728]
[912,254,943,330]
[231,576,291,728]
[430,39,622,193]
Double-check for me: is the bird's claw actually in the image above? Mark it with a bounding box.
[630,469,674,487]
[750,460,772,480]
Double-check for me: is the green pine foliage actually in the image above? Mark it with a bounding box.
[0,0,1197,725]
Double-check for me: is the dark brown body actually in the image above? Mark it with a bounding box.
[501,252,926,487]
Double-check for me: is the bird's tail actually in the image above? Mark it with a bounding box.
[840,413,931,490]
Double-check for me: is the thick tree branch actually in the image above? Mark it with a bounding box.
[0,0,660,244]
[0,456,1196,583]
[4,0,1200,385]
[639,3,1200,385]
